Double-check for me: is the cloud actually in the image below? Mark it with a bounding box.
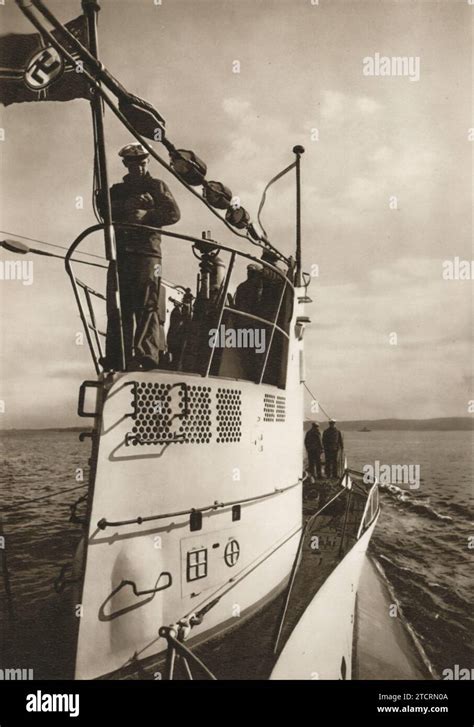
[303,256,472,418]
[320,90,345,120]
[356,96,381,114]
[320,90,380,121]
[222,97,252,119]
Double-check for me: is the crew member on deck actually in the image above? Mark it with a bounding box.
[322,419,344,478]
[233,264,263,380]
[103,143,181,370]
[305,422,323,480]
[234,263,263,314]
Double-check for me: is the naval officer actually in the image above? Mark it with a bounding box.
[103,143,181,370]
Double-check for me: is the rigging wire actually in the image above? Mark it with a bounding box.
[18,0,289,264]
[91,105,103,225]
[0,230,106,260]
[303,382,333,421]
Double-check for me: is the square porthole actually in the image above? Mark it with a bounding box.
[232,504,241,521]
[186,548,208,581]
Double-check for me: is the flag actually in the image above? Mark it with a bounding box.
[257,160,297,239]
[0,16,91,107]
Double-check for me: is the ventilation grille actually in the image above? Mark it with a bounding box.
[130,383,212,445]
[130,382,172,446]
[263,393,285,422]
[276,396,286,422]
[178,386,212,444]
[264,394,275,422]
[216,388,242,443]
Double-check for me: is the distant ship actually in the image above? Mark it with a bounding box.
[359,426,371,432]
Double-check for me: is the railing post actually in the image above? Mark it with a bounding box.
[338,485,352,558]
[293,145,305,287]
[82,0,125,371]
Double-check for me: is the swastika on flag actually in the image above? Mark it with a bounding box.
[24,47,64,90]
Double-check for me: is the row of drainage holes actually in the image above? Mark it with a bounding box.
[136,407,173,415]
[132,423,211,431]
[178,402,211,409]
[132,427,211,435]
[132,436,212,444]
[136,416,209,426]
[137,384,171,394]
[135,415,172,424]
[178,387,212,394]
[137,386,241,394]
[137,396,171,406]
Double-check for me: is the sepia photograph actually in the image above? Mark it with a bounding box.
[0,0,472,719]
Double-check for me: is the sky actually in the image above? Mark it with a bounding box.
[0,0,472,427]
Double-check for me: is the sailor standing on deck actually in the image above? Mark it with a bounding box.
[322,419,344,478]
[103,143,181,370]
[304,422,323,480]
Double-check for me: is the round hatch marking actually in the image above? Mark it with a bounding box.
[224,539,240,567]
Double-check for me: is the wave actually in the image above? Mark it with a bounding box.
[377,553,412,572]
[443,501,473,520]
[379,484,454,522]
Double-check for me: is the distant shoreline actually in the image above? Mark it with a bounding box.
[1,418,473,433]
[304,418,474,431]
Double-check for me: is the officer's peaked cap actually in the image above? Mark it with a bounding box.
[119,143,149,160]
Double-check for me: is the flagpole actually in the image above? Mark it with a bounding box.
[82,0,125,370]
[293,144,305,287]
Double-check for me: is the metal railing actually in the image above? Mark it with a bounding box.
[65,222,295,382]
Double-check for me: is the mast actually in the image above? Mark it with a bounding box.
[82,0,125,370]
[293,145,305,287]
